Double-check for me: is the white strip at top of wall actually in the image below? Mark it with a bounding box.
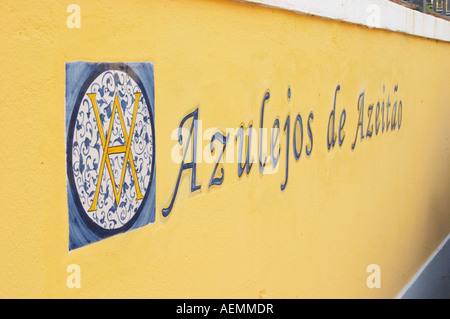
[238,0,450,42]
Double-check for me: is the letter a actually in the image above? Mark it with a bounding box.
[366,264,381,288]
[352,92,365,150]
[66,264,81,288]
[162,108,201,217]
[66,4,81,28]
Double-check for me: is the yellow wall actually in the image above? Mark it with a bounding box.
[0,0,449,298]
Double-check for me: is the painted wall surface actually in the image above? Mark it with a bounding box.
[0,0,449,298]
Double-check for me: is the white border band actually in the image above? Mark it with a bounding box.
[236,0,450,42]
